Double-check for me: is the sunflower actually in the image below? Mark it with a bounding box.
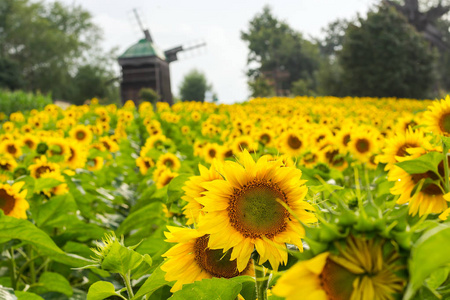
[161,227,253,292]
[377,128,431,170]
[203,143,222,163]
[388,163,449,216]
[136,156,154,175]
[155,168,178,189]
[320,145,348,171]
[279,131,306,157]
[2,121,15,132]
[144,134,167,151]
[0,155,17,172]
[87,157,104,171]
[47,138,70,161]
[182,163,222,225]
[0,182,29,219]
[21,134,39,150]
[99,137,119,153]
[29,156,60,179]
[1,140,22,158]
[272,236,405,300]
[254,129,275,147]
[156,153,181,171]
[301,148,320,168]
[70,125,93,144]
[422,95,450,136]
[197,150,317,271]
[66,141,88,170]
[181,125,190,135]
[348,130,380,163]
[231,136,258,154]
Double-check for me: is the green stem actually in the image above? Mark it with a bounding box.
[253,259,268,300]
[10,249,17,290]
[27,245,36,284]
[122,271,134,299]
[443,141,450,193]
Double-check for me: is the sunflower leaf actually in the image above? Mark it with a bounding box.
[87,281,125,300]
[396,151,442,175]
[132,266,170,300]
[404,224,450,300]
[169,277,243,300]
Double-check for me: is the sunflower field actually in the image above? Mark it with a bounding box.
[1,96,450,300]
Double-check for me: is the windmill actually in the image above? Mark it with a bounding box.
[118,9,206,105]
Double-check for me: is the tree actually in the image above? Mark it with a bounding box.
[139,88,159,105]
[248,76,275,98]
[339,5,435,98]
[241,6,321,96]
[0,0,119,103]
[179,69,213,102]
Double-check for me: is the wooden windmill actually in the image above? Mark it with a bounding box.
[118,9,206,105]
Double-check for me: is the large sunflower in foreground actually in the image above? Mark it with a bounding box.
[272,236,406,300]
[161,227,253,292]
[0,182,29,219]
[388,164,449,216]
[423,95,450,136]
[197,150,317,271]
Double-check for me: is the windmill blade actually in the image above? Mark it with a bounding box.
[177,39,207,60]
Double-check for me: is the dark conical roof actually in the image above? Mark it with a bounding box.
[119,39,166,60]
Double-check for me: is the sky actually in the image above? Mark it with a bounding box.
[45,0,375,104]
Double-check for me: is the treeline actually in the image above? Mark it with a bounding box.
[242,2,450,99]
[0,0,119,105]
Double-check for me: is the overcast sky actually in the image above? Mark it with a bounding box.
[45,0,375,104]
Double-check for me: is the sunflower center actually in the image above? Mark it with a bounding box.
[0,163,11,171]
[208,149,216,158]
[35,166,53,178]
[238,142,249,150]
[0,188,16,215]
[224,150,233,158]
[76,130,86,140]
[439,113,450,133]
[343,134,351,146]
[164,159,174,168]
[7,145,17,155]
[24,140,34,148]
[396,143,418,157]
[326,150,344,167]
[355,139,369,153]
[320,259,356,300]
[229,180,288,239]
[411,171,443,195]
[260,134,271,144]
[161,174,175,187]
[287,135,302,150]
[194,235,245,278]
[144,159,152,168]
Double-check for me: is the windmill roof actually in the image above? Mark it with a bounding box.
[119,39,166,60]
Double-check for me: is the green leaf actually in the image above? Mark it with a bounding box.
[34,194,77,228]
[133,267,170,300]
[131,254,153,280]
[87,281,125,300]
[167,174,191,204]
[116,202,164,236]
[0,213,93,267]
[396,151,442,175]
[15,291,44,300]
[34,177,63,193]
[101,240,144,275]
[36,272,73,297]
[404,224,450,299]
[169,277,243,300]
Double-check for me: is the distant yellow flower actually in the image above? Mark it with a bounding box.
[1,140,22,158]
[156,153,181,171]
[0,155,17,172]
[155,168,178,189]
[136,156,154,175]
[197,150,316,271]
[87,157,104,171]
[161,227,253,292]
[279,131,305,157]
[70,125,92,144]
[0,182,29,219]
[29,156,60,179]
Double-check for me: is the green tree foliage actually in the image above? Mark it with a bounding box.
[179,69,213,102]
[248,76,275,98]
[0,0,119,104]
[139,88,160,105]
[241,6,321,96]
[339,5,435,99]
